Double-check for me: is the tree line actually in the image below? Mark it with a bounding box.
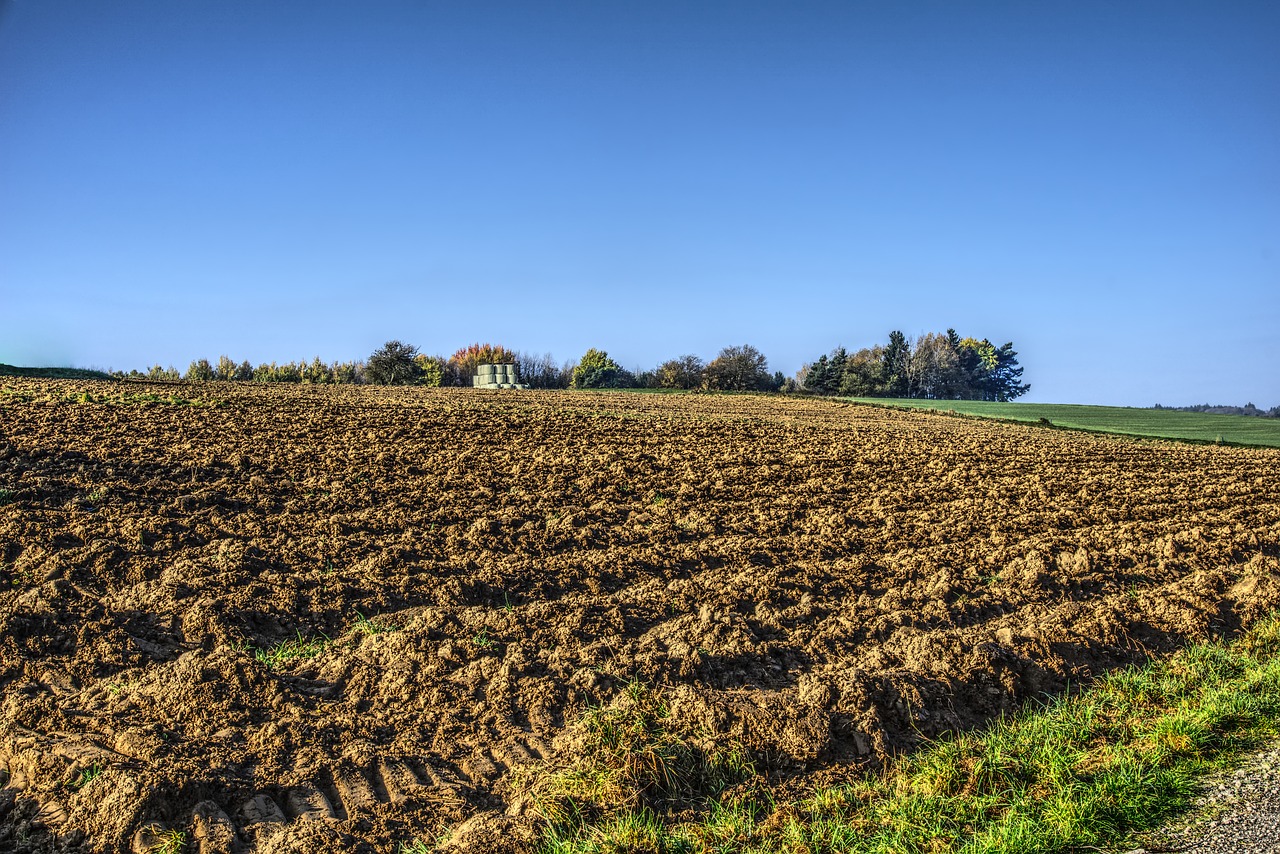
[1153,402,1280,418]
[364,342,787,392]
[800,329,1030,401]
[124,356,363,385]
[121,342,787,392]
[120,329,1029,399]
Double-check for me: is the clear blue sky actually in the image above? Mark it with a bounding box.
[2,1,1276,406]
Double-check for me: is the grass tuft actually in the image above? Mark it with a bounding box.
[72,762,104,789]
[518,681,754,845]
[252,631,330,668]
[352,610,397,637]
[145,827,186,854]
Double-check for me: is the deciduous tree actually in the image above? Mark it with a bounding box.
[802,329,1028,400]
[910,333,959,399]
[839,346,887,396]
[704,344,772,392]
[215,355,238,381]
[515,351,570,388]
[333,361,363,384]
[146,364,180,381]
[656,354,705,390]
[414,354,445,387]
[366,340,421,385]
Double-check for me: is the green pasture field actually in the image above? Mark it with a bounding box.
[846,398,1280,448]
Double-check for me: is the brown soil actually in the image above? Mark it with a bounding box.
[1,381,1277,853]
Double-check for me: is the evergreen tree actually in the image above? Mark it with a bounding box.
[883,331,910,397]
[826,347,848,395]
[804,355,831,393]
[989,342,1030,401]
[303,357,331,384]
[955,337,997,400]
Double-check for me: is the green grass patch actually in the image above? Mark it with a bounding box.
[251,632,330,668]
[0,386,218,407]
[534,615,1280,853]
[68,390,216,406]
[846,398,1280,448]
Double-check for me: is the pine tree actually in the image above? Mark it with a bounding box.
[826,347,848,395]
[989,342,1030,401]
[883,331,910,397]
[804,355,830,393]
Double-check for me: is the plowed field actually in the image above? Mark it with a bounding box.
[1,381,1278,853]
